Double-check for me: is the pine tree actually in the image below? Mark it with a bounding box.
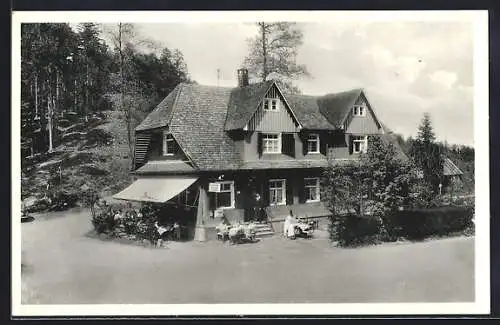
[410,113,443,194]
[417,113,436,143]
[243,22,310,94]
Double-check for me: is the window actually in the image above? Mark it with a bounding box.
[307,133,320,154]
[162,132,176,156]
[269,179,286,206]
[215,181,235,209]
[352,135,368,154]
[304,178,320,202]
[262,133,281,154]
[353,105,366,117]
[263,98,279,111]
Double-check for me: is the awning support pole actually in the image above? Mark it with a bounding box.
[194,182,209,242]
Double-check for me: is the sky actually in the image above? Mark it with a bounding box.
[107,21,475,146]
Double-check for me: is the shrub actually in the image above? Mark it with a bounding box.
[396,206,474,240]
[85,128,113,147]
[81,188,100,217]
[91,208,116,234]
[329,214,382,247]
[47,190,79,211]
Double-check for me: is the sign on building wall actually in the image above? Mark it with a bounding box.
[209,182,221,192]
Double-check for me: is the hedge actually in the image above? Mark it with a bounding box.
[329,205,474,247]
[329,214,382,247]
[396,206,474,240]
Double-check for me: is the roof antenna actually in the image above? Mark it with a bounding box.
[217,68,220,87]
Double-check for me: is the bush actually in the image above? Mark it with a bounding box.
[396,206,474,240]
[90,202,161,243]
[85,128,113,147]
[329,214,382,247]
[91,208,116,234]
[47,190,79,211]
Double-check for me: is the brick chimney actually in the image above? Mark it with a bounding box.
[237,68,249,87]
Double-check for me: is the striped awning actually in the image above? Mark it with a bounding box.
[113,176,198,203]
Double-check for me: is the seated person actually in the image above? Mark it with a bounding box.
[284,209,299,238]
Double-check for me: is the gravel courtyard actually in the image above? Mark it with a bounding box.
[20,208,474,304]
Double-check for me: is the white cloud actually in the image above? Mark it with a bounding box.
[429,70,458,90]
[130,21,474,146]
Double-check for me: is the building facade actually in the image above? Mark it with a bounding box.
[114,69,402,240]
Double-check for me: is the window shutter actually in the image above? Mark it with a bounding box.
[282,133,295,157]
[209,192,216,211]
[348,135,354,155]
[300,132,308,156]
[257,132,263,157]
[152,132,162,156]
[320,134,327,155]
[286,179,293,205]
[297,177,305,204]
[263,180,270,206]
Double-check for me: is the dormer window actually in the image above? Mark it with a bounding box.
[162,132,176,156]
[263,98,279,111]
[353,105,366,117]
[307,133,320,154]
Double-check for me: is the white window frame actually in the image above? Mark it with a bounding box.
[307,133,320,154]
[162,132,175,156]
[262,133,282,154]
[269,179,286,206]
[263,98,279,111]
[214,181,235,210]
[353,105,366,117]
[352,135,368,154]
[304,177,321,203]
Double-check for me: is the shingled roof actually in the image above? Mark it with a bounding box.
[135,84,181,131]
[286,94,336,130]
[167,83,242,170]
[135,81,385,171]
[443,157,463,176]
[317,89,363,128]
[224,81,274,130]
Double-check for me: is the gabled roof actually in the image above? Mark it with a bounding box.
[443,157,463,176]
[379,124,410,162]
[285,94,336,130]
[317,89,363,128]
[167,83,242,170]
[224,80,274,130]
[135,81,389,171]
[135,84,181,131]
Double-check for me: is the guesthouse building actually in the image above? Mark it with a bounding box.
[113,69,401,240]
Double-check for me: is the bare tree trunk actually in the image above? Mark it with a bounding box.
[85,62,89,122]
[260,22,268,82]
[34,74,38,117]
[74,79,77,109]
[117,23,134,167]
[47,91,53,153]
[56,70,60,116]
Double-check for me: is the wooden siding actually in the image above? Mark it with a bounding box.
[134,132,152,169]
[242,131,331,162]
[345,94,382,135]
[246,84,300,132]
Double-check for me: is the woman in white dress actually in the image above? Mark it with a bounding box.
[283,210,296,238]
